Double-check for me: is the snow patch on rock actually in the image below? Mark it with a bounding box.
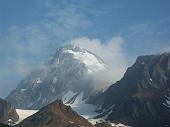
[62,90,78,104]
[32,77,42,85]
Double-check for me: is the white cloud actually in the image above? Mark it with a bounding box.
[70,36,128,89]
[47,7,92,30]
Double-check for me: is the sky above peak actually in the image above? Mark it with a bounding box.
[0,0,170,97]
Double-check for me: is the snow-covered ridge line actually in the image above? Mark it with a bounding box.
[63,49,105,73]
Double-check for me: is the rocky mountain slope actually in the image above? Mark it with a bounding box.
[6,45,105,110]
[98,53,170,127]
[0,98,19,125]
[15,100,94,127]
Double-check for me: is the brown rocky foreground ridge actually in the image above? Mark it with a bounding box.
[15,100,94,127]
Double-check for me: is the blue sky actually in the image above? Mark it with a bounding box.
[0,0,170,97]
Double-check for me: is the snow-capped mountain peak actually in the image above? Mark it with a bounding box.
[6,45,106,110]
[48,45,105,74]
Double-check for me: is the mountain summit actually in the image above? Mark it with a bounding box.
[6,45,105,110]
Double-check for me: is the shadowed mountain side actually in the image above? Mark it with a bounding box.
[0,98,19,125]
[100,53,170,127]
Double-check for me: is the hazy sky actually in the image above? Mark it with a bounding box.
[0,0,170,97]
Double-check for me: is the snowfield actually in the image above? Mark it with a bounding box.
[16,109,38,123]
[63,91,99,119]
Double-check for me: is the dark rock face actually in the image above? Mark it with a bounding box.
[101,53,170,127]
[0,98,19,124]
[16,100,94,127]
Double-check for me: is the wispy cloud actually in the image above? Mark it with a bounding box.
[70,36,128,89]
[121,18,170,60]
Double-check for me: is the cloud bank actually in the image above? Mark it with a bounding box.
[70,36,128,89]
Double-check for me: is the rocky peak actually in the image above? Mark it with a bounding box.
[17,99,94,127]
[100,53,170,127]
